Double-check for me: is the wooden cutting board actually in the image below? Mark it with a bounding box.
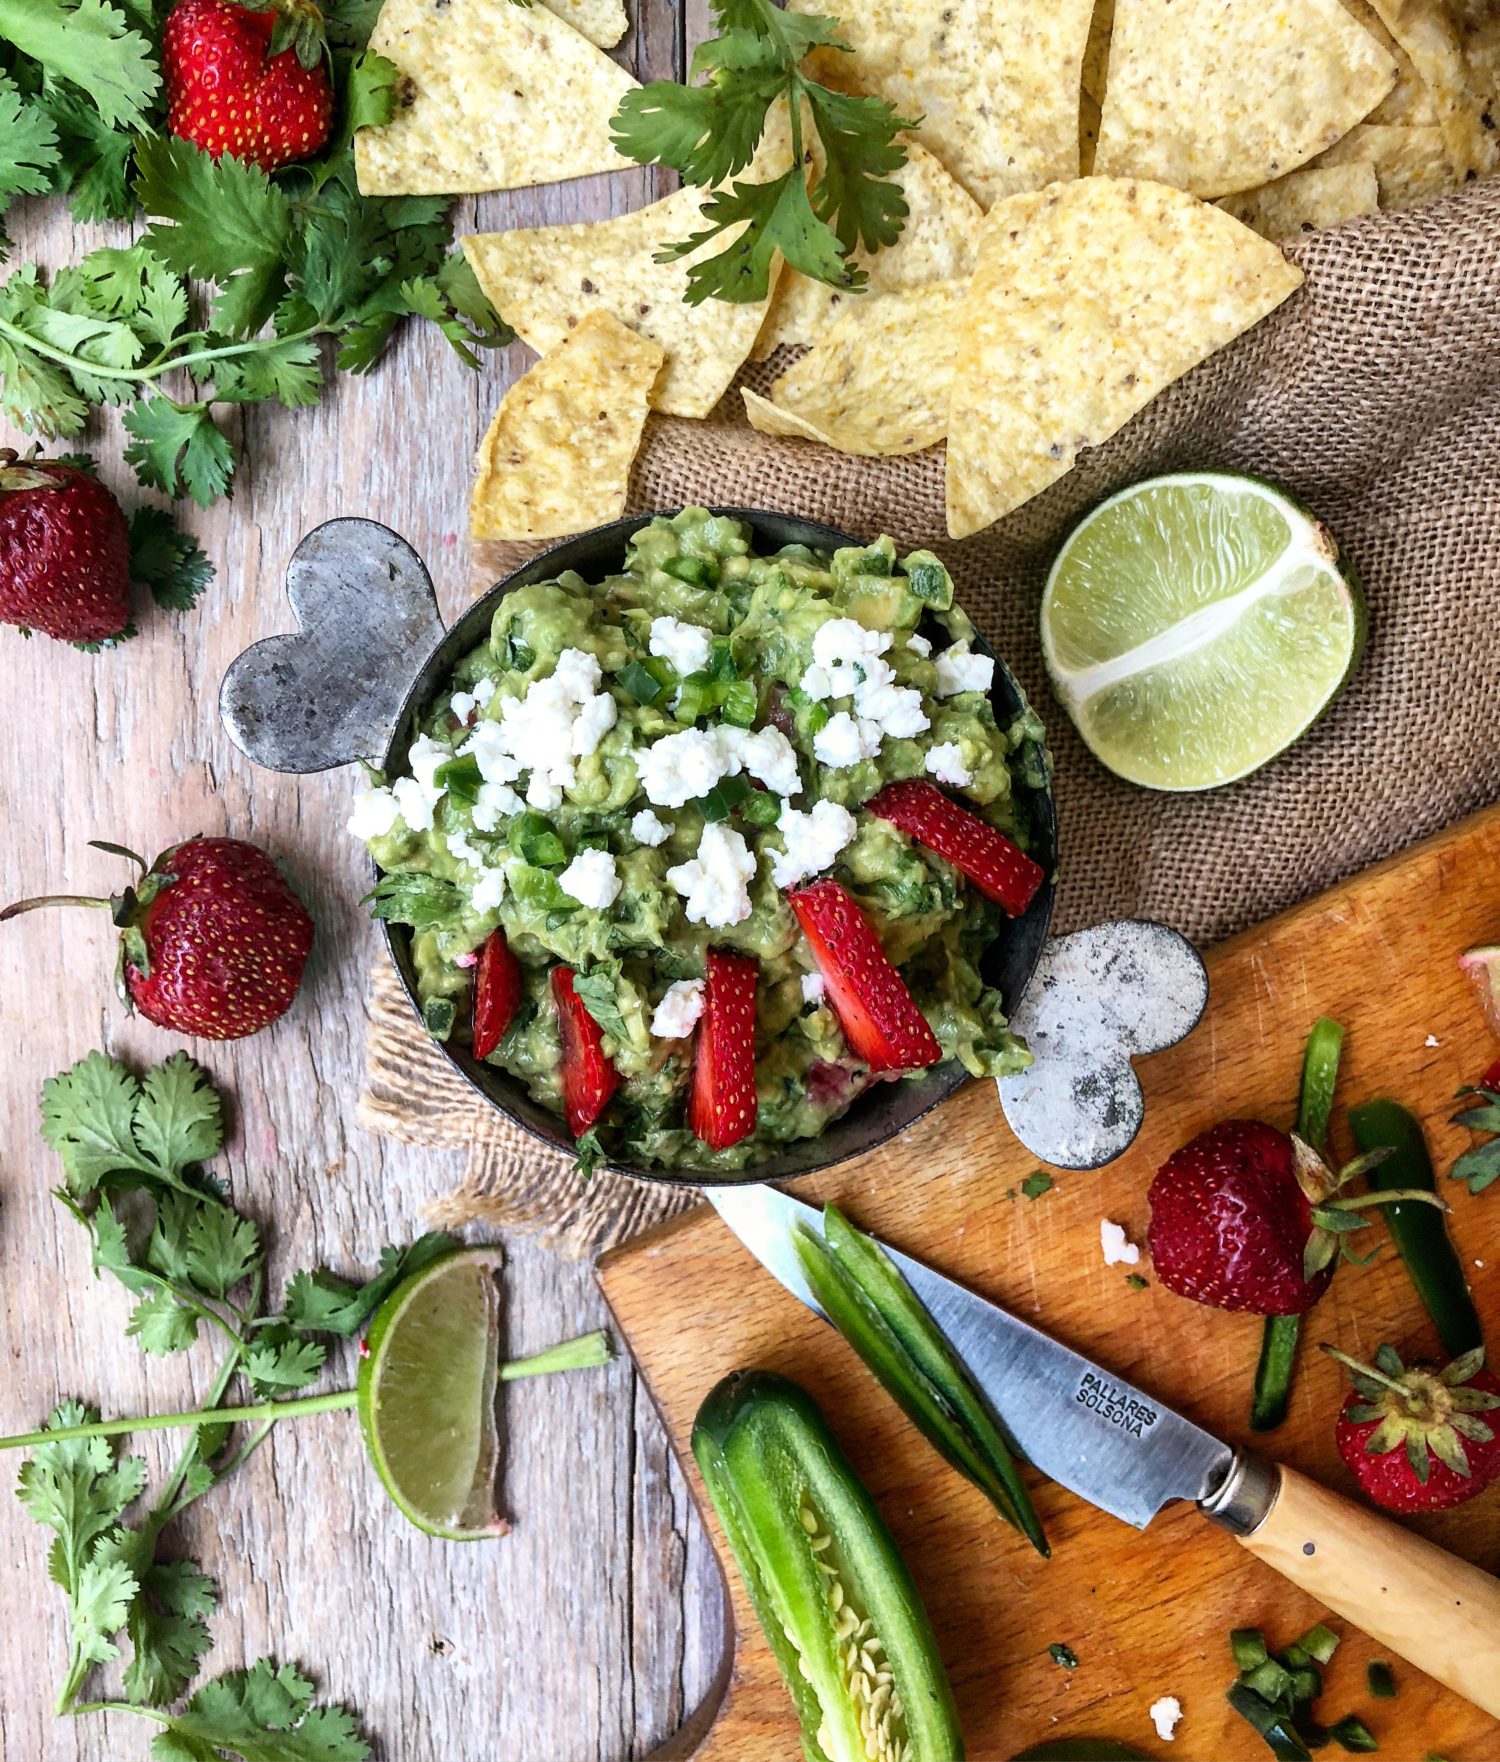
[598,803,1500,1762]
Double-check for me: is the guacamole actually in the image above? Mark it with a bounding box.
[350,510,1046,1172]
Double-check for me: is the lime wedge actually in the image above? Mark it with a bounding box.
[1041,473,1364,790]
[357,1246,507,1540]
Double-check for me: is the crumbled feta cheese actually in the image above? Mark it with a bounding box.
[572,691,617,757]
[558,847,621,910]
[905,633,932,657]
[447,830,485,869]
[638,726,730,808]
[348,786,399,839]
[814,710,883,769]
[391,774,439,832]
[722,724,801,797]
[407,734,451,792]
[801,663,836,702]
[857,679,930,739]
[470,867,507,914]
[1149,1697,1183,1743]
[551,646,602,699]
[462,722,523,785]
[1100,1219,1141,1266]
[649,616,714,677]
[472,677,497,706]
[472,781,524,830]
[631,809,671,847]
[1424,1034,1441,1048]
[667,823,757,928]
[450,690,477,723]
[811,617,893,699]
[526,774,564,811]
[651,978,705,1038]
[770,799,857,888]
[934,642,995,697]
[924,742,974,788]
[801,972,826,1004]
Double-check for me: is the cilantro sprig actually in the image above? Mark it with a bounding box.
[0,2,511,504]
[609,0,916,304]
[22,1047,456,1751]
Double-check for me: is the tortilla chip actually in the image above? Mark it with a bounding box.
[1363,0,1500,180]
[469,312,661,542]
[1094,0,1397,196]
[945,178,1304,539]
[1315,121,1459,207]
[463,182,784,420]
[744,281,966,457]
[1341,0,1439,122]
[1216,162,1381,239]
[354,0,637,197]
[1458,0,1500,111]
[787,0,1096,208]
[1079,0,1114,175]
[537,0,626,49]
[751,141,982,361]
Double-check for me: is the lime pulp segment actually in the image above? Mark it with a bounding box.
[1041,473,1363,791]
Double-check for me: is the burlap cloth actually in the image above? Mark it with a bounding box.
[359,177,1500,1254]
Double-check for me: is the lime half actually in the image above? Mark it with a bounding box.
[1041,473,1364,790]
[357,1246,507,1540]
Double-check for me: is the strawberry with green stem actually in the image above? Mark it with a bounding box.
[1325,1342,1500,1513]
[2,835,313,1040]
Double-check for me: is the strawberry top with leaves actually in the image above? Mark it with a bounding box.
[163,0,334,173]
[3,836,313,1040]
[1327,1342,1500,1513]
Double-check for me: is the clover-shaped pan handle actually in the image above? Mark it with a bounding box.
[219,518,445,774]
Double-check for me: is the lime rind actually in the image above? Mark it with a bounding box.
[1041,472,1364,792]
[357,1246,509,1541]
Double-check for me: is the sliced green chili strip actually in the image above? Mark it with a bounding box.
[1231,1628,1269,1671]
[692,1369,964,1762]
[1366,1660,1395,1699]
[1253,1018,1345,1433]
[795,1206,1049,1556]
[1348,1100,1483,1356]
[1226,1684,1314,1761]
[1329,1715,1379,1753]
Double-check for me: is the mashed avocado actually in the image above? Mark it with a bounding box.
[352,510,1045,1172]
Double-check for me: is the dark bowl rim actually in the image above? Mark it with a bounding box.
[377,506,1057,1188]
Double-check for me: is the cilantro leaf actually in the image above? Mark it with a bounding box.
[42,86,138,223]
[40,1052,151,1195]
[124,398,235,506]
[361,871,464,929]
[78,246,190,349]
[123,1557,218,1707]
[135,1052,226,1178]
[128,1290,203,1355]
[184,1205,263,1299]
[151,1658,369,1762]
[135,138,293,338]
[572,964,630,1043]
[804,83,910,256]
[0,74,62,215]
[210,335,323,409]
[245,1334,327,1398]
[668,168,850,306]
[16,1401,147,1599]
[283,1233,457,1337]
[0,0,160,132]
[129,507,215,612]
[74,1551,140,1666]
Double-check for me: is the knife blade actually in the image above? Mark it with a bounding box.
[705,1182,1232,1528]
[703,1181,1500,1719]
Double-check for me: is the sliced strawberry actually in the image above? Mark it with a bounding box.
[552,966,621,1137]
[788,880,942,1076]
[472,929,523,1060]
[867,779,1044,916]
[689,951,759,1150]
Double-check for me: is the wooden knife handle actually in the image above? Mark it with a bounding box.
[1233,1463,1500,1716]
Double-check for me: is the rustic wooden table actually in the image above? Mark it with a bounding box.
[0,7,732,1759]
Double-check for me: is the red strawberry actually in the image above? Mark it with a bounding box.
[1482,1056,1500,1092]
[2,836,312,1039]
[788,880,942,1076]
[472,929,523,1060]
[1328,1343,1500,1513]
[163,0,333,172]
[0,452,131,645]
[867,780,1044,916]
[688,950,759,1150]
[552,966,620,1137]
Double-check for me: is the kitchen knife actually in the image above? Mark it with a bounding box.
[706,1182,1500,1718]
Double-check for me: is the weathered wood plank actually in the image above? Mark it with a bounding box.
[0,5,726,1753]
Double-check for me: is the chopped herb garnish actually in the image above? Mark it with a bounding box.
[423,997,456,1040]
[1125,1273,1149,1291]
[1047,1642,1078,1669]
[1020,1171,1054,1200]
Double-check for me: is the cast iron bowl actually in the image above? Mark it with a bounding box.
[379,509,1057,1186]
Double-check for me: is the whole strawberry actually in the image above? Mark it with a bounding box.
[3,837,313,1039]
[1328,1343,1500,1513]
[163,0,333,172]
[1147,1119,1432,1315]
[0,452,131,645]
